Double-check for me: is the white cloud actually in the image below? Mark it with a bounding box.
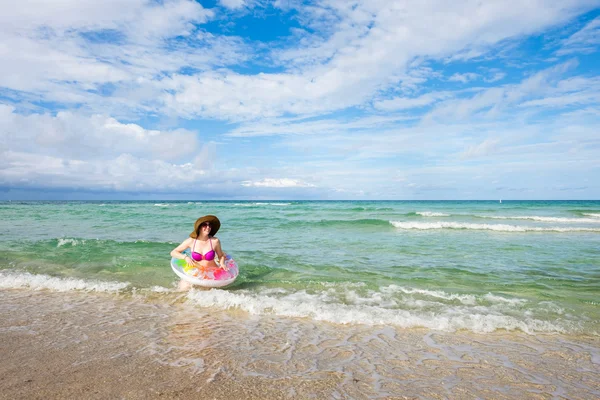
[557,16,600,55]
[0,0,213,40]
[241,178,315,188]
[449,73,479,83]
[485,72,506,83]
[0,1,598,198]
[459,138,500,159]
[0,151,208,192]
[157,1,595,121]
[425,60,585,121]
[374,92,452,111]
[226,115,414,137]
[0,0,250,114]
[2,0,593,122]
[0,105,200,161]
[219,0,247,10]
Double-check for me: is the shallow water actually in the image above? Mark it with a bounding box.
[0,200,599,335]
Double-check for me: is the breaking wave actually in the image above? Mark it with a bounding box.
[389,221,600,232]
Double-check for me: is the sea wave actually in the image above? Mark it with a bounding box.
[233,202,292,206]
[0,271,129,293]
[185,285,577,334]
[379,285,527,306]
[57,238,87,247]
[416,211,451,217]
[583,213,600,218]
[48,237,172,248]
[389,221,600,232]
[482,215,600,223]
[311,218,391,228]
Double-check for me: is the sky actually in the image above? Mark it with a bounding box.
[0,0,599,200]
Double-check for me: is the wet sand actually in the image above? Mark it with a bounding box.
[0,289,342,400]
[1,289,598,399]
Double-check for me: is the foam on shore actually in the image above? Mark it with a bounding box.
[185,285,581,334]
[0,271,129,293]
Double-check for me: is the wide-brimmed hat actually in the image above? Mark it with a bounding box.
[190,215,221,238]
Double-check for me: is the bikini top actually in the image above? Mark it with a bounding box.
[191,238,215,261]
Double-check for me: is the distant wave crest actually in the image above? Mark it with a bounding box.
[389,221,600,232]
[234,202,291,206]
[416,211,450,217]
[482,215,600,223]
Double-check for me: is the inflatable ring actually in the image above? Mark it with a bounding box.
[171,255,238,288]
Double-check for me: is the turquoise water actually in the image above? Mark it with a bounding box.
[1,200,599,334]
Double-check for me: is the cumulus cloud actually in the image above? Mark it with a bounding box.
[219,0,247,10]
[0,105,200,160]
[0,1,599,198]
[0,0,248,113]
[0,106,225,192]
[0,151,206,192]
[161,1,592,120]
[3,0,594,122]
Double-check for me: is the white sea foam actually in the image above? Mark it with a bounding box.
[483,215,600,223]
[483,293,528,305]
[380,285,478,305]
[416,211,450,217]
[57,238,86,247]
[234,202,291,206]
[0,271,129,293]
[389,221,600,232]
[185,288,570,334]
[583,213,600,218]
[319,281,366,288]
[154,203,172,207]
[149,286,172,293]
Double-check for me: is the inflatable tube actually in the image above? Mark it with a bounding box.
[171,255,238,288]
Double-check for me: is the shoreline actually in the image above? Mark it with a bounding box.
[2,288,599,399]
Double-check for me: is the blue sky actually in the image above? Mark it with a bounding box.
[0,0,599,200]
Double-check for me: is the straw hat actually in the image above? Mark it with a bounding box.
[190,215,221,238]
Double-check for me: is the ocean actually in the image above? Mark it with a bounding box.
[1,200,599,397]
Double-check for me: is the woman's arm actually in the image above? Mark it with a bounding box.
[170,238,193,264]
[213,238,228,269]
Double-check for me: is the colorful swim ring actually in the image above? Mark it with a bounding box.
[171,255,238,288]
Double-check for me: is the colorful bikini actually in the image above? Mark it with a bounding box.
[191,238,215,261]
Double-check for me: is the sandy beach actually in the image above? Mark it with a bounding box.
[1,288,598,399]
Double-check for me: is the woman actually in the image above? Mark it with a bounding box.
[170,215,227,290]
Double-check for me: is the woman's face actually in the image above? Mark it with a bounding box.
[200,222,211,234]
